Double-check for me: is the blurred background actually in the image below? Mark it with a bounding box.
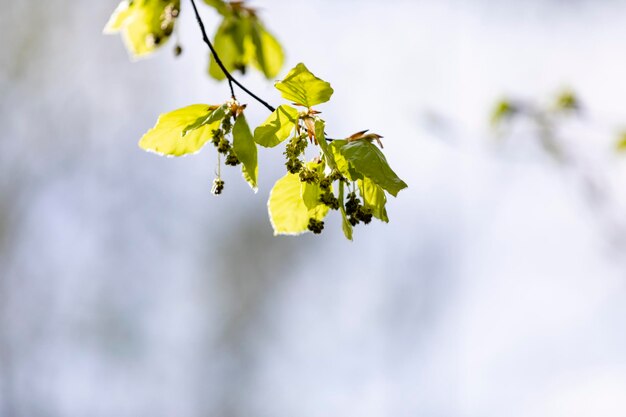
[2,0,626,416]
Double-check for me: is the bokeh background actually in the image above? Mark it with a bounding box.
[2,0,626,416]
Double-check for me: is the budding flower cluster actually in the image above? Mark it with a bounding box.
[225,153,240,166]
[212,179,225,195]
[345,192,373,226]
[307,218,325,234]
[284,134,308,174]
[299,167,319,184]
[318,177,339,210]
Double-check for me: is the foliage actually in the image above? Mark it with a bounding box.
[106,0,407,240]
[205,0,284,80]
[104,0,181,58]
[104,0,283,79]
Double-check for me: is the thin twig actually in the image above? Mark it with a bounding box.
[189,0,276,112]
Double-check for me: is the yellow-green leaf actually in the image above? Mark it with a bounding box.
[139,104,221,156]
[182,104,227,136]
[314,118,337,170]
[104,0,180,58]
[275,63,333,107]
[203,0,229,15]
[103,1,134,32]
[232,114,258,191]
[268,173,328,236]
[209,16,252,80]
[250,22,284,79]
[330,140,361,181]
[358,178,389,223]
[254,105,299,147]
[338,181,353,241]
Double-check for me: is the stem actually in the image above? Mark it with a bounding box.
[189,0,276,112]
[188,0,334,141]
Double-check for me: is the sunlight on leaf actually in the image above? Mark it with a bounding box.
[104,0,180,58]
[209,16,251,80]
[254,105,299,147]
[358,178,389,223]
[139,105,221,156]
[268,173,328,236]
[232,114,259,191]
[250,22,284,79]
[275,63,334,107]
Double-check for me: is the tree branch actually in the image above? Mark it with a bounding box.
[189,0,276,112]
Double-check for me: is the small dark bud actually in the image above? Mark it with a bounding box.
[211,179,225,195]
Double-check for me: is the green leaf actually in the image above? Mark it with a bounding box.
[338,141,407,197]
[275,63,334,107]
[139,104,221,157]
[254,105,299,147]
[232,114,258,191]
[203,0,229,15]
[209,16,251,80]
[338,181,353,241]
[358,178,389,223]
[104,0,180,58]
[182,104,228,136]
[314,118,337,170]
[268,173,328,236]
[250,21,284,79]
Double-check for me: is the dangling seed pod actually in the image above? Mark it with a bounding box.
[211,179,225,195]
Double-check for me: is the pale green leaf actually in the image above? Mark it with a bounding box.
[232,114,258,190]
[330,140,361,181]
[254,105,299,147]
[250,21,284,79]
[338,141,407,197]
[104,0,180,58]
[275,63,334,107]
[358,177,389,223]
[182,104,228,136]
[268,173,328,236]
[103,1,133,33]
[139,104,221,157]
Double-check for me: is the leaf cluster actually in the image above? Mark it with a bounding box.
[106,2,408,240]
[104,0,284,80]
